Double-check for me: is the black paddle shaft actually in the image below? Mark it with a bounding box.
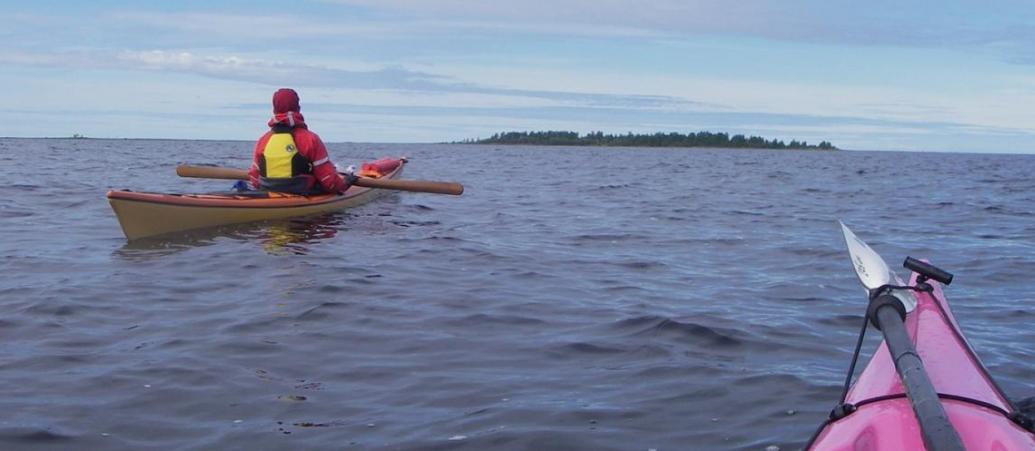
[874,298,966,451]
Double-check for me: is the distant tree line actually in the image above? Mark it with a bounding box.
[459,131,837,150]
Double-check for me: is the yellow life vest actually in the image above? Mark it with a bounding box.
[260,132,310,178]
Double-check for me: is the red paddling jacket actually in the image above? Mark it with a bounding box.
[248,89,347,194]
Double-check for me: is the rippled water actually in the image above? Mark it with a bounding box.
[1,138,1033,450]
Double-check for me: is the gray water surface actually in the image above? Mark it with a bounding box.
[1,139,1033,450]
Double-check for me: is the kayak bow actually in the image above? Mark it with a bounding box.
[807,223,1035,450]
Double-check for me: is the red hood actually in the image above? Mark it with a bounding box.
[273,88,300,113]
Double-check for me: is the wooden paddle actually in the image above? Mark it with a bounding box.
[176,165,464,195]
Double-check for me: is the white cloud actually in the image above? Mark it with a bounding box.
[323,0,1035,50]
[107,11,383,39]
[119,50,250,72]
[0,48,704,112]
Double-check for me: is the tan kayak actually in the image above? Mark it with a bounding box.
[108,158,405,241]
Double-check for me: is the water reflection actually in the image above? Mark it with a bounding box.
[259,214,341,255]
[114,213,346,259]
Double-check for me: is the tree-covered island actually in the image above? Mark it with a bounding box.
[460,130,837,150]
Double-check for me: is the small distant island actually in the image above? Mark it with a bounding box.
[459,130,837,150]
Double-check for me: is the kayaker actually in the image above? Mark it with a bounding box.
[248,88,350,194]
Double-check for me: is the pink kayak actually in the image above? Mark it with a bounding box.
[808,270,1035,449]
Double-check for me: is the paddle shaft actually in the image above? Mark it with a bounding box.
[175,165,463,195]
[874,301,966,451]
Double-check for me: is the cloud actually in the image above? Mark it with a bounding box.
[0,48,704,112]
[323,0,1035,49]
[114,50,440,89]
[115,50,705,109]
[17,4,1035,69]
[62,1,1004,50]
[6,45,1031,149]
[107,11,386,39]
[7,2,1035,151]
[0,48,453,91]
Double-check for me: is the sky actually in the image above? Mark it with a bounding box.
[3,1,1035,152]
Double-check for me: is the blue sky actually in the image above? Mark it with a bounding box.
[3,1,1035,152]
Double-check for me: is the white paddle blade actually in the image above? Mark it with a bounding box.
[839,221,915,311]
[840,221,892,290]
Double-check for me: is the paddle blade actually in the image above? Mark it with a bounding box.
[840,221,893,290]
[839,221,913,310]
[840,221,914,310]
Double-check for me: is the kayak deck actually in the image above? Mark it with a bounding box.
[108,158,404,241]
[845,274,1011,408]
[809,272,1035,449]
